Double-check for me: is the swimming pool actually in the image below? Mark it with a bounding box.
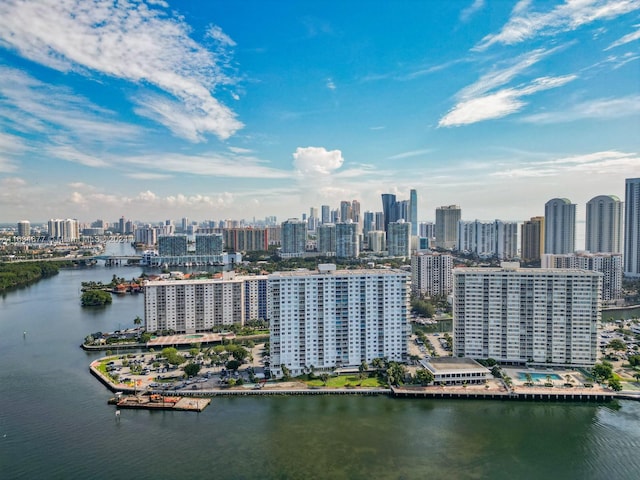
[518,372,562,381]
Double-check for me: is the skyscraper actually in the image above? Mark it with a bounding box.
[521,216,545,263]
[321,205,331,224]
[381,193,397,237]
[336,222,359,258]
[544,198,576,254]
[388,220,411,257]
[409,189,418,237]
[158,235,187,256]
[281,218,307,258]
[317,223,336,256]
[411,252,453,296]
[625,178,640,277]
[586,195,623,253]
[17,220,30,237]
[435,205,461,250]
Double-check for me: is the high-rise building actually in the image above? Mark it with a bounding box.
[317,223,337,256]
[409,189,418,237]
[280,219,307,258]
[495,220,518,260]
[135,225,157,246]
[223,227,269,252]
[542,252,623,301]
[368,231,386,253]
[181,217,189,233]
[419,221,435,240]
[195,234,223,255]
[388,220,411,257]
[435,205,461,250]
[321,205,331,224]
[144,273,268,333]
[544,198,576,254]
[340,201,352,223]
[521,216,545,263]
[586,195,623,254]
[363,211,375,238]
[624,178,640,277]
[158,235,188,256]
[453,263,601,367]
[47,218,79,241]
[411,252,453,296]
[381,193,397,237]
[17,220,30,237]
[336,222,359,258]
[268,264,410,378]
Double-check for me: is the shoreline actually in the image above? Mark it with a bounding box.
[89,360,631,403]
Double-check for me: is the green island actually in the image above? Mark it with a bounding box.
[0,260,75,293]
[81,289,113,307]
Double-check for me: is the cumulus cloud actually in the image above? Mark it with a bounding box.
[0,0,242,141]
[475,0,640,50]
[293,147,344,176]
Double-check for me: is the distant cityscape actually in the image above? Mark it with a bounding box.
[2,177,639,379]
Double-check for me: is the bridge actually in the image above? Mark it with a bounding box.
[91,255,142,266]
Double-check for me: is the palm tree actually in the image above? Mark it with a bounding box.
[524,372,533,386]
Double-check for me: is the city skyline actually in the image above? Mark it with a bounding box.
[0,1,638,223]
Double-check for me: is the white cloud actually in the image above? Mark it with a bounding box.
[522,94,640,123]
[439,75,576,127]
[0,132,25,172]
[48,145,109,168]
[326,78,336,90]
[475,0,640,50]
[605,26,640,49]
[0,0,242,141]
[125,173,173,180]
[387,149,434,160]
[293,147,344,176]
[207,25,237,47]
[460,0,486,22]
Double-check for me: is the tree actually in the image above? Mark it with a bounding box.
[184,362,201,377]
[524,373,534,386]
[592,362,614,382]
[320,373,330,386]
[634,373,640,384]
[607,338,626,352]
[358,361,368,380]
[226,359,241,371]
[81,289,112,307]
[133,316,143,327]
[415,369,434,386]
[162,347,185,366]
[280,364,291,381]
[608,378,622,391]
[231,346,249,363]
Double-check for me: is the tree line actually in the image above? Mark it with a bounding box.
[0,261,73,292]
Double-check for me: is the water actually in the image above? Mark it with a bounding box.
[518,372,563,381]
[2,244,640,479]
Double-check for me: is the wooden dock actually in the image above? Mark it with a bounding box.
[109,394,211,412]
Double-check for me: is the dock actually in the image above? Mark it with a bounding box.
[108,393,211,412]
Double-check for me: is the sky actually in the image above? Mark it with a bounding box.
[0,0,638,229]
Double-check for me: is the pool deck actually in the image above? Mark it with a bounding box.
[146,332,236,347]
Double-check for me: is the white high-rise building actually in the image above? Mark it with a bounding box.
[545,198,576,254]
[457,220,518,260]
[268,264,410,378]
[144,273,268,333]
[586,195,623,254]
[47,218,79,241]
[368,231,386,253]
[624,178,640,277]
[388,220,411,257]
[542,252,623,301]
[453,264,601,367]
[411,252,453,296]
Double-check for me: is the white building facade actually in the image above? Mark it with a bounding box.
[453,264,601,367]
[268,265,410,378]
[144,273,268,333]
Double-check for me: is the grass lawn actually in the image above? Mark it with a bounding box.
[305,375,385,388]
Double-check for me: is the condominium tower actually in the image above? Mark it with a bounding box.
[625,178,640,277]
[544,198,576,254]
[435,205,461,250]
[521,216,545,263]
[453,264,601,367]
[268,264,410,378]
[585,195,623,254]
[411,252,453,297]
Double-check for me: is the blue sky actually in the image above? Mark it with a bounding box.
[0,0,638,229]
